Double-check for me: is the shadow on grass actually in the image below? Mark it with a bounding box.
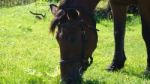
[83,80,103,84]
[94,9,112,23]
[120,70,150,80]
[94,9,139,23]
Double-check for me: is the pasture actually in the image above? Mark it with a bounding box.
[0,2,150,84]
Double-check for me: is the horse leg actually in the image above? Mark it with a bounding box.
[138,1,150,72]
[107,1,128,71]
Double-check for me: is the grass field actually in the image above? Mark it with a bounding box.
[0,2,150,84]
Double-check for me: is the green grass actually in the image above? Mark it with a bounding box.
[0,3,150,84]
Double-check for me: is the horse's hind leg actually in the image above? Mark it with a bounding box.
[138,1,150,72]
[107,1,128,71]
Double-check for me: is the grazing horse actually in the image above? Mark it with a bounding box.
[49,0,150,83]
[50,0,99,83]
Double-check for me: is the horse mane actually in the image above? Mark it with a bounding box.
[50,9,65,33]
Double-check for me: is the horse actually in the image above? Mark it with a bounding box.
[107,0,150,72]
[50,0,99,83]
[49,0,150,83]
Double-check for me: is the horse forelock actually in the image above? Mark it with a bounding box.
[50,17,60,33]
[50,9,66,33]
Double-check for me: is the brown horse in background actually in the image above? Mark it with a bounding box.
[49,0,150,83]
[107,0,150,72]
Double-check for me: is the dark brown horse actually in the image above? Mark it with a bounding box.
[107,0,150,72]
[49,0,150,83]
[50,0,99,83]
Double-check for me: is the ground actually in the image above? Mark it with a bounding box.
[0,2,150,84]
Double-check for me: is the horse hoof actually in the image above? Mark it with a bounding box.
[106,61,125,71]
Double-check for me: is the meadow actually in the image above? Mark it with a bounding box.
[0,2,150,84]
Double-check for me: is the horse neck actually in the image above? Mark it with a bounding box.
[59,0,100,12]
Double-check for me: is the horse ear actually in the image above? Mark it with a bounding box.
[67,9,80,20]
[50,4,58,16]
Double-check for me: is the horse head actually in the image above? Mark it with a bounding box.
[50,4,98,84]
